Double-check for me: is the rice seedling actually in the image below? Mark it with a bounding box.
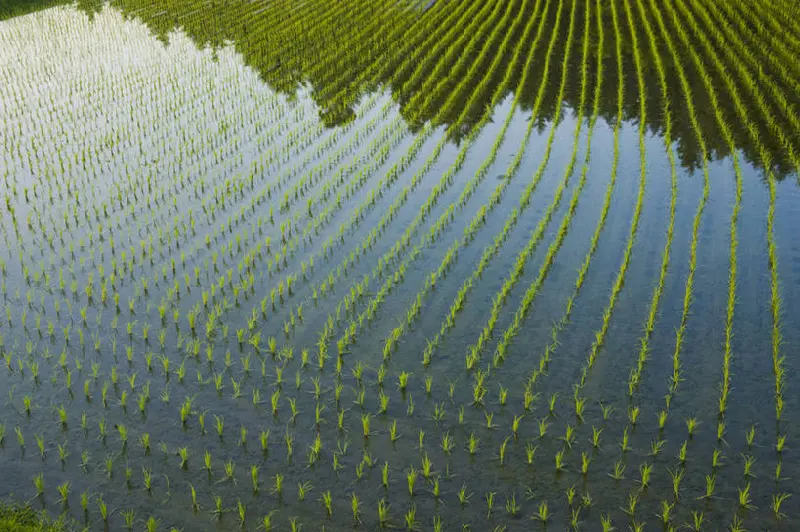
[122,509,135,530]
[685,417,699,438]
[701,474,715,500]
[686,510,705,531]
[210,496,226,521]
[580,452,591,476]
[609,461,626,481]
[485,491,497,519]
[619,428,630,453]
[189,484,201,512]
[220,460,237,485]
[776,434,786,453]
[638,462,653,489]
[360,413,372,438]
[565,485,576,506]
[622,492,638,517]
[403,467,418,498]
[554,450,565,473]
[627,407,640,427]
[403,505,417,531]
[523,442,538,465]
[377,499,391,528]
[533,501,550,523]
[260,510,278,531]
[677,440,689,464]
[497,436,510,466]
[57,442,68,463]
[668,467,684,499]
[712,448,725,469]
[378,391,389,414]
[538,418,549,439]
[648,438,666,457]
[738,482,755,510]
[33,473,44,497]
[458,483,473,506]
[284,430,295,460]
[745,425,756,448]
[320,490,333,517]
[772,493,790,520]
[505,493,520,517]
[97,496,109,522]
[35,435,45,459]
[80,491,89,514]
[79,451,90,472]
[350,492,362,524]
[438,431,453,458]
[177,447,189,469]
[271,473,284,499]
[237,500,247,528]
[561,425,576,449]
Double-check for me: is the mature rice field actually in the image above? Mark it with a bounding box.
[1,0,799,530]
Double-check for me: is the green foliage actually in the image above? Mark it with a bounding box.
[0,504,70,532]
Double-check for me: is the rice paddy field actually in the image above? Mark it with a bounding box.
[0,0,799,530]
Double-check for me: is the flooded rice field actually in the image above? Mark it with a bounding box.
[1,0,799,529]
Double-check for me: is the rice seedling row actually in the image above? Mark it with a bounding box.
[571,0,650,395]
[668,0,789,467]
[491,1,652,521]
[546,0,681,524]
[758,0,800,45]
[340,0,479,104]
[642,0,710,412]
[457,0,604,452]
[623,0,678,406]
[717,0,800,97]
[669,0,783,424]
[383,0,556,370]
[657,0,789,525]
[495,0,620,452]
[271,0,550,360]
[6,58,324,274]
[331,7,558,364]
[12,35,418,352]
[407,0,520,123]
[458,0,585,376]
[686,0,800,175]
[314,0,436,104]
[183,0,523,338]
[338,0,548,369]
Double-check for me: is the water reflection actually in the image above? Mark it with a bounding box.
[2,0,798,180]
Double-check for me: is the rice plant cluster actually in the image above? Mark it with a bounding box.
[0,0,799,530]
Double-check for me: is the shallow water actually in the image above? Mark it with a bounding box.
[0,1,799,530]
